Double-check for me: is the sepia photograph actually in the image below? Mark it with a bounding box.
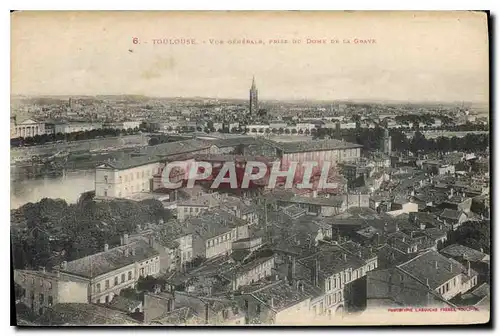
[10,10,491,326]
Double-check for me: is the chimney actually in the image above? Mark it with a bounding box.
[61,261,68,270]
[462,253,467,261]
[449,263,453,272]
[39,266,46,273]
[124,248,130,257]
[288,256,296,281]
[312,259,320,287]
[467,261,471,277]
[123,233,129,245]
[434,261,438,270]
[343,254,347,261]
[270,297,274,308]
[480,248,484,253]
[104,244,109,252]
[205,302,210,325]
[426,278,430,288]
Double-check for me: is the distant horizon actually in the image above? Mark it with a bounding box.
[10,94,487,107]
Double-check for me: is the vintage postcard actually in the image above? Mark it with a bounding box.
[10,11,490,326]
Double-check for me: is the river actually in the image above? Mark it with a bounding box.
[10,170,96,210]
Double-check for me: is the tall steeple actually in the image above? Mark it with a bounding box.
[382,128,392,155]
[249,76,259,116]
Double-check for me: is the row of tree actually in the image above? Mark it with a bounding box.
[11,127,141,147]
[313,127,489,154]
[10,197,173,270]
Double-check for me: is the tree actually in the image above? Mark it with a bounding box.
[447,220,490,254]
[148,137,160,146]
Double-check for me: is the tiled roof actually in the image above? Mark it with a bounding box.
[242,279,316,312]
[187,208,247,240]
[298,244,366,277]
[439,209,464,221]
[97,154,160,170]
[210,136,262,148]
[376,244,416,269]
[340,241,377,261]
[265,138,363,154]
[150,306,198,325]
[367,268,451,308]
[423,228,447,241]
[61,240,159,278]
[397,250,473,290]
[108,295,142,312]
[440,244,489,262]
[36,303,138,325]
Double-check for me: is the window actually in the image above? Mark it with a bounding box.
[39,308,43,315]
[39,293,44,304]
[256,304,261,314]
[105,295,109,304]
[31,278,35,285]
[244,300,248,310]
[121,274,125,283]
[96,283,101,293]
[105,280,110,289]
[128,271,132,281]
[48,296,53,306]
[114,277,118,286]
[104,175,108,183]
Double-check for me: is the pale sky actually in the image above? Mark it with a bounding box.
[11,11,489,103]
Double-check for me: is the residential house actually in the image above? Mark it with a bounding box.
[236,279,319,325]
[297,242,378,316]
[129,228,194,273]
[189,209,250,260]
[57,239,160,305]
[439,209,468,230]
[223,256,276,290]
[14,269,88,316]
[440,244,490,284]
[397,250,479,301]
[177,193,223,222]
[145,290,244,325]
